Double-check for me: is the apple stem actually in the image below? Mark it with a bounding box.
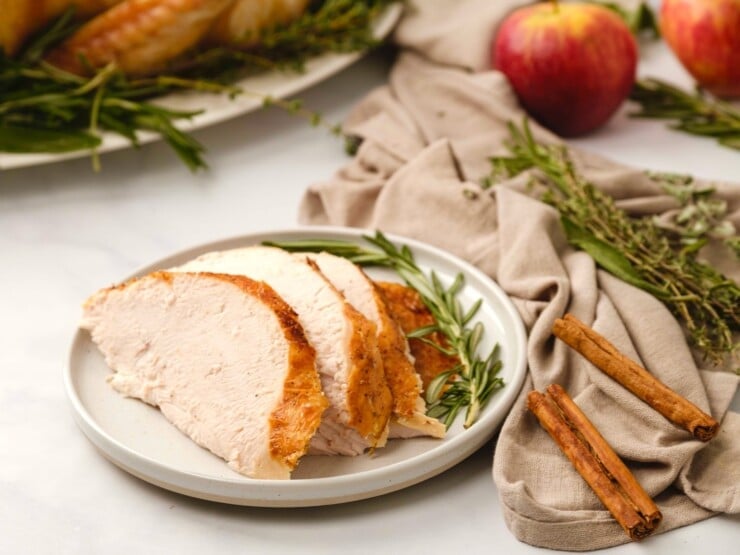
[550,0,560,12]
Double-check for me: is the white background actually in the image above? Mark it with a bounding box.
[1,9,738,555]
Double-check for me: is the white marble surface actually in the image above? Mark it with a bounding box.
[1,36,738,555]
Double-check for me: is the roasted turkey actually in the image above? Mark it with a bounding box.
[1,0,311,76]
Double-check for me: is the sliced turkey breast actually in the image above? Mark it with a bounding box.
[302,252,445,439]
[174,246,392,456]
[80,270,327,479]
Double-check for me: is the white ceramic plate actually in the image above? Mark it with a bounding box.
[65,227,528,507]
[0,5,402,170]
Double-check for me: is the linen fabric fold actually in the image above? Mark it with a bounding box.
[298,1,740,550]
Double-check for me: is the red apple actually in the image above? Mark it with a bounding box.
[492,2,637,137]
[660,0,740,98]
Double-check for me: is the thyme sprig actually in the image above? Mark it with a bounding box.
[266,232,505,428]
[630,78,740,151]
[487,120,739,367]
[647,172,739,257]
[0,0,395,169]
[169,0,394,80]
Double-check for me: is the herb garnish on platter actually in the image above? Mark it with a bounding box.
[0,0,395,170]
[487,120,739,368]
[267,231,505,429]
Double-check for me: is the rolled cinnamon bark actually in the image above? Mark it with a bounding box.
[527,387,661,541]
[553,314,719,441]
[546,384,662,530]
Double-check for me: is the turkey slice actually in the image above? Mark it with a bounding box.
[302,252,445,439]
[80,271,327,479]
[174,246,393,456]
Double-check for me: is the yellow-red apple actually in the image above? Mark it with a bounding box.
[492,2,637,136]
[661,0,740,98]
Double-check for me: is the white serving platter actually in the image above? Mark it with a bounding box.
[65,226,528,507]
[0,5,403,170]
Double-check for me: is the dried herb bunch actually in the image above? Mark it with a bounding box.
[266,232,505,428]
[487,120,739,367]
[0,0,395,169]
[630,78,740,151]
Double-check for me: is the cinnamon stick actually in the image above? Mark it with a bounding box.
[553,314,719,441]
[527,385,662,541]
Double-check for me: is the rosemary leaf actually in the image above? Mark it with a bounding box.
[630,78,740,151]
[0,125,100,152]
[406,325,441,338]
[19,8,80,63]
[266,231,506,428]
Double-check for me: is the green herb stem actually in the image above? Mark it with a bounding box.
[0,0,396,169]
[488,119,739,368]
[630,78,740,151]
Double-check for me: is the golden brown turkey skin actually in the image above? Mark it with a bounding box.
[375,281,460,390]
[45,0,233,76]
[0,0,122,57]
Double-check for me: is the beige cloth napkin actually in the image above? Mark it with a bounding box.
[298,1,740,550]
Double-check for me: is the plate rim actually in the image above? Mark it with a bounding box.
[64,225,528,507]
[0,4,404,171]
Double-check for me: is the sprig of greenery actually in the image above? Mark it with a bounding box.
[261,96,342,136]
[588,1,659,38]
[487,119,739,368]
[170,0,394,80]
[0,56,217,170]
[647,172,739,257]
[265,232,505,428]
[630,78,740,151]
[0,0,395,169]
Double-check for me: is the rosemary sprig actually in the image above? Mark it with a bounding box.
[487,120,739,367]
[0,0,395,169]
[630,78,740,151]
[266,232,505,428]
